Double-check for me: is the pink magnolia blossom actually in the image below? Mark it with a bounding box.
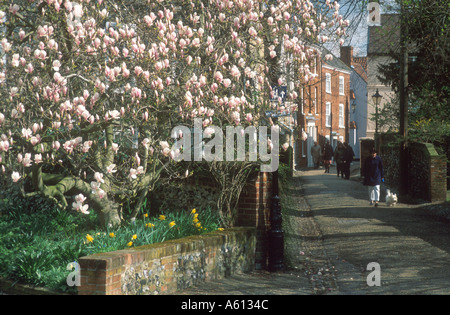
[34,154,43,164]
[11,171,21,182]
[72,201,89,215]
[82,141,92,153]
[142,138,151,149]
[111,143,119,154]
[106,164,117,173]
[9,4,20,15]
[214,71,223,83]
[22,128,32,139]
[30,135,40,146]
[223,78,231,88]
[52,141,60,150]
[231,111,240,125]
[0,140,9,152]
[22,153,32,167]
[129,168,137,179]
[94,172,104,183]
[108,110,121,120]
[230,65,241,79]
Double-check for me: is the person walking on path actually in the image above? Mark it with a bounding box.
[334,142,345,178]
[362,148,384,207]
[342,142,355,180]
[322,140,333,173]
[311,141,322,169]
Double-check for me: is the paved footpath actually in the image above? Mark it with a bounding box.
[177,166,450,295]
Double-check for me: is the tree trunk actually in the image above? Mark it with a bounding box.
[36,169,122,227]
[99,199,122,227]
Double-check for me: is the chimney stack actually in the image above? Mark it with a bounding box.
[340,46,353,67]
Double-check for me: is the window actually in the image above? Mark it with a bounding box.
[326,73,331,94]
[339,76,345,95]
[326,102,331,127]
[339,104,344,128]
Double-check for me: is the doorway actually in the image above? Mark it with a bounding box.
[306,121,317,167]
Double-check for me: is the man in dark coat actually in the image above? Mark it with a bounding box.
[362,148,384,207]
[342,142,355,180]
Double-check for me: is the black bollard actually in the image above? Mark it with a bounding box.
[268,170,284,272]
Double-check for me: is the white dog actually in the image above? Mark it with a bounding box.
[386,189,398,207]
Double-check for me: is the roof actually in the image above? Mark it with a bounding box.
[320,48,352,73]
[367,14,400,55]
[352,57,368,82]
[353,57,367,73]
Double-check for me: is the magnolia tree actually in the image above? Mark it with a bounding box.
[0,0,347,226]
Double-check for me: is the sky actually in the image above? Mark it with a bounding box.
[332,0,400,57]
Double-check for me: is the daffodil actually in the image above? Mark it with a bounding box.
[86,234,94,243]
[191,208,196,214]
[127,241,133,247]
[144,213,148,218]
[146,223,155,228]
[159,214,166,220]
[132,234,137,240]
[109,232,115,238]
[218,228,224,231]
[169,221,176,227]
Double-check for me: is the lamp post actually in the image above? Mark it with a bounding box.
[265,110,284,272]
[372,89,382,143]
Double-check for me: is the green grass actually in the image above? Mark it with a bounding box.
[0,201,222,293]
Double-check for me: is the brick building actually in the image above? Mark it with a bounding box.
[295,49,351,168]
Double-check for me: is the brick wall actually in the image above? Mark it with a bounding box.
[78,227,255,295]
[380,138,447,202]
[407,143,447,202]
[236,172,272,270]
[430,153,447,201]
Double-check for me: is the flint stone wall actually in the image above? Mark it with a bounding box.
[78,227,255,295]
